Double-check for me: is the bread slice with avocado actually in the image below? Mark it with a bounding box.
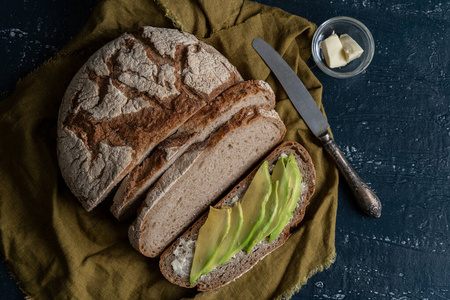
[159,141,315,291]
[128,106,286,258]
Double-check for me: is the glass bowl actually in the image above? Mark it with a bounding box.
[311,16,375,78]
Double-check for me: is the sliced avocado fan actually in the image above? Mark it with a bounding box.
[189,154,303,284]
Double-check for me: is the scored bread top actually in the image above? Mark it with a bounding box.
[159,141,316,291]
[111,80,276,221]
[57,26,242,211]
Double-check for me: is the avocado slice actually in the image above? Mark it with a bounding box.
[190,206,231,285]
[245,180,279,252]
[284,154,303,219]
[269,154,302,242]
[216,202,244,265]
[228,161,272,256]
[241,161,272,252]
[264,157,289,242]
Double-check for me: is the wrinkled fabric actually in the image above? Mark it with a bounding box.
[0,0,338,299]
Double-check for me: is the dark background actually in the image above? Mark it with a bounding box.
[1,0,449,299]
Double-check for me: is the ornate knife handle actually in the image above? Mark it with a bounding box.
[319,132,382,218]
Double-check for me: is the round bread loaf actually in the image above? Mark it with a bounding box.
[57,26,242,211]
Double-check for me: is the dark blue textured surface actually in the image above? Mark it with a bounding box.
[1,0,449,299]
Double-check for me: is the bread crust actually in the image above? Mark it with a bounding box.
[57,26,242,211]
[159,141,315,291]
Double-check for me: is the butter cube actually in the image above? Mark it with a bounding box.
[340,34,364,62]
[320,33,347,68]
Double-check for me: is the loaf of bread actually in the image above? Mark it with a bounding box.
[129,106,287,257]
[56,26,311,292]
[159,142,316,291]
[57,26,242,211]
[111,80,276,221]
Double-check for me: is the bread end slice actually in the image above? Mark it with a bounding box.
[159,141,316,291]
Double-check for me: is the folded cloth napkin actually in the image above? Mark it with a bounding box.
[0,0,338,299]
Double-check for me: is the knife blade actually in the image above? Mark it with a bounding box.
[252,38,382,218]
[252,38,329,138]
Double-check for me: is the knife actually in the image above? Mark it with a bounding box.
[252,38,381,218]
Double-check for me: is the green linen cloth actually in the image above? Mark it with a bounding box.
[0,0,338,299]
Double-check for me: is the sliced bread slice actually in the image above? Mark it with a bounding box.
[159,141,315,291]
[129,106,286,257]
[111,80,276,221]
